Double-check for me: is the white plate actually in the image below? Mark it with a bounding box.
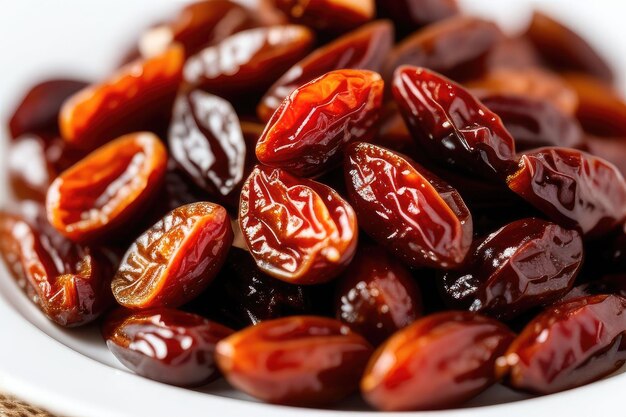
[1,1,626,416]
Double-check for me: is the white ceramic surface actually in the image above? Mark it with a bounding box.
[1,1,626,416]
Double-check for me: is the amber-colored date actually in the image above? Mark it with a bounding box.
[525,11,614,83]
[345,142,472,269]
[46,132,167,243]
[60,46,183,150]
[507,147,626,237]
[335,245,422,345]
[479,94,583,151]
[215,316,373,406]
[112,202,232,309]
[257,20,393,122]
[184,25,314,98]
[256,69,384,177]
[375,0,459,37]
[441,218,583,320]
[385,16,504,83]
[239,165,357,284]
[361,311,514,411]
[103,308,233,386]
[0,209,113,327]
[393,66,517,179]
[273,0,375,34]
[497,295,626,394]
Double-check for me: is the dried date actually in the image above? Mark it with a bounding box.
[272,0,374,34]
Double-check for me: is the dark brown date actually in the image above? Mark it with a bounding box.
[361,311,514,411]
[484,36,542,71]
[257,20,393,122]
[393,66,517,179]
[525,11,614,83]
[440,218,583,320]
[385,16,504,83]
[507,147,626,237]
[215,316,373,406]
[256,69,384,177]
[497,295,626,394]
[103,308,233,386]
[272,0,375,34]
[112,202,232,309]
[239,165,358,284]
[344,142,473,269]
[335,245,422,345]
[183,25,314,98]
[375,0,459,38]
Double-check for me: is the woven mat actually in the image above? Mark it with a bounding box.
[0,394,55,417]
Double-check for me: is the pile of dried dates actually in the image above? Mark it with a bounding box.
[4,0,626,411]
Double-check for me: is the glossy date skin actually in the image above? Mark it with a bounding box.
[583,135,626,178]
[256,69,384,177]
[392,66,517,179]
[169,90,246,199]
[215,316,373,406]
[103,308,234,387]
[345,142,473,269]
[375,0,459,38]
[497,295,626,394]
[239,165,358,284]
[507,147,626,237]
[335,245,422,345]
[9,79,88,139]
[60,46,183,150]
[272,0,375,34]
[0,209,114,327]
[46,132,168,243]
[440,218,583,320]
[480,94,583,151]
[112,202,233,309]
[361,311,514,411]
[183,25,314,98]
[385,16,504,83]
[257,20,393,122]
[525,11,614,83]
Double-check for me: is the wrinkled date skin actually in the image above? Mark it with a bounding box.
[335,245,423,345]
[187,248,311,329]
[239,165,358,284]
[273,0,375,34]
[102,308,234,386]
[256,69,384,177]
[525,11,614,84]
[361,311,514,411]
[393,66,517,179]
[215,316,373,406]
[583,135,626,178]
[384,16,504,83]
[169,89,246,199]
[112,202,233,309]
[60,46,183,150]
[507,147,626,237]
[480,94,583,151]
[0,209,114,327]
[497,295,626,394]
[345,142,473,269]
[563,73,626,137]
[138,0,254,58]
[468,67,578,116]
[46,133,167,243]
[184,25,314,98]
[375,0,459,38]
[9,79,88,139]
[561,274,626,302]
[257,20,393,122]
[440,218,583,320]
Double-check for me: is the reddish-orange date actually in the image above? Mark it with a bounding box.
[497,295,626,394]
[112,202,232,309]
[361,311,514,411]
[239,165,358,285]
[256,69,384,178]
[103,308,234,386]
[215,316,373,406]
[46,132,167,243]
[344,142,473,269]
[272,0,375,34]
